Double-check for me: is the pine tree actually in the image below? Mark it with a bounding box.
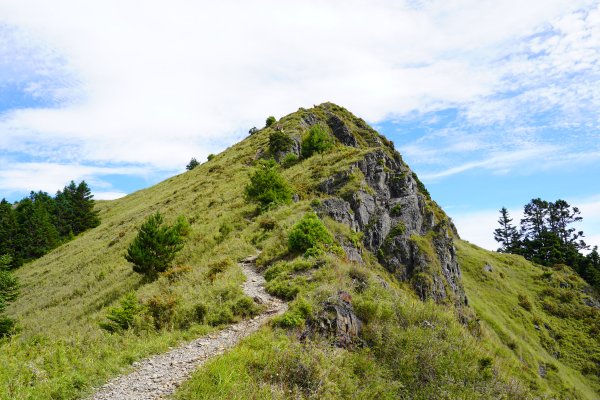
[0,199,18,262]
[548,199,586,250]
[72,181,100,234]
[0,254,18,337]
[14,193,60,260]
[493,207,520,253]
[186,158,200,170]
[125,212,189,279]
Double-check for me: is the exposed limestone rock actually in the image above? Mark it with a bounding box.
[327,114,358,147]
[316,146,467,306]
[306,291,362,348]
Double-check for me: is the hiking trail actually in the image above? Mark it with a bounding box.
[90,255,286,400]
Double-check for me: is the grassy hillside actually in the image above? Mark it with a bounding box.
[1,103,598,399]
[458,240,600,398]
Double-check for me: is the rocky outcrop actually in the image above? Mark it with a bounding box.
[304,291,362,348]
[327,115,358,147]
[316,146,467,306]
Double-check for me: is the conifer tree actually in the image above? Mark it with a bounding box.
[0,254,18,337]
[73,181,100,234]
[186,157,200,170]
[125,212,189,279]
[493,207,520,253]
[14,193,60,260]
[0,199,18,261]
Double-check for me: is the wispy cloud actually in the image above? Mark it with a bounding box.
[0,0,598,197]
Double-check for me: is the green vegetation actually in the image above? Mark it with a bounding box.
[244,159,293,211]
[287,212,335,257]
[0,181,100,267]
[99,292,143,332]
[186,158,200,170]
[269,130,294,155]
[125,212,190,279]
[458,240,600,398]
[0,255,18,337]
[494,199,600,292]
[1,103,598,399]
[206,154,215,161]
[301,124,333,158]
[265,115,277,127]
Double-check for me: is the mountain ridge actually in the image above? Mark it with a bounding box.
[2,103,599,399]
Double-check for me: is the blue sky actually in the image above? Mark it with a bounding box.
[0,0,599,251]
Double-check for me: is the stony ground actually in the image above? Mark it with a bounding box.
[89,255,287,400]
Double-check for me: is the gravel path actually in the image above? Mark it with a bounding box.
[90,255,287,400]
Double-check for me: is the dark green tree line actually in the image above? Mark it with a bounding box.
[0,181,100,267]
[494,198,600,291]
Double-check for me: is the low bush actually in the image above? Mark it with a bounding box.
[207,258,234,282]
[265,116,277,127]
[231,297,260,318]
[301,125,333,158]
[99,292,143,333]
[269,130,294,155]
[518,294,532,311]
[244,159,293,211]
[282,153,299,168]
[145,293,179,330]
[288,212,335,256]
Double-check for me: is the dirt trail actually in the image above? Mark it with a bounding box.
[90,255,286,400]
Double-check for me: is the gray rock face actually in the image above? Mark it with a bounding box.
[306,291,362,348]
[317,147,466,305]
[327,115,358,147]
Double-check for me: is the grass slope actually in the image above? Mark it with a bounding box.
[458,240,600,398]
[1,103,598,399]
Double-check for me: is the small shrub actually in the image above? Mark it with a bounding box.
[518,294,532,312]
[282,153,299,168]
[266,278,301,300]
[207,258,234,282]
[125,212,190,279]
[145,293,179,330]
[269,130,294,155]
[161,265,192,282]
[186,157,200,170]
[208,307,235,326]
[258,216,277,231]
[273,297,312,328]
[265,262,287,282]
[266,116,277,127]
[0,316,16,338]
[244,159,293,211]
[231,297,260,318]
[288,212,335,256]
[207,154,215,161]
[216,222,233,243]
[100,292,143,332]
[301,125,333,158]
[390,204,403,216]
[193,303,208,324]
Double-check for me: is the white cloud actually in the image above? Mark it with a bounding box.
[0,0,598,195]
[0,162,149,197]
[94,191,127,201]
